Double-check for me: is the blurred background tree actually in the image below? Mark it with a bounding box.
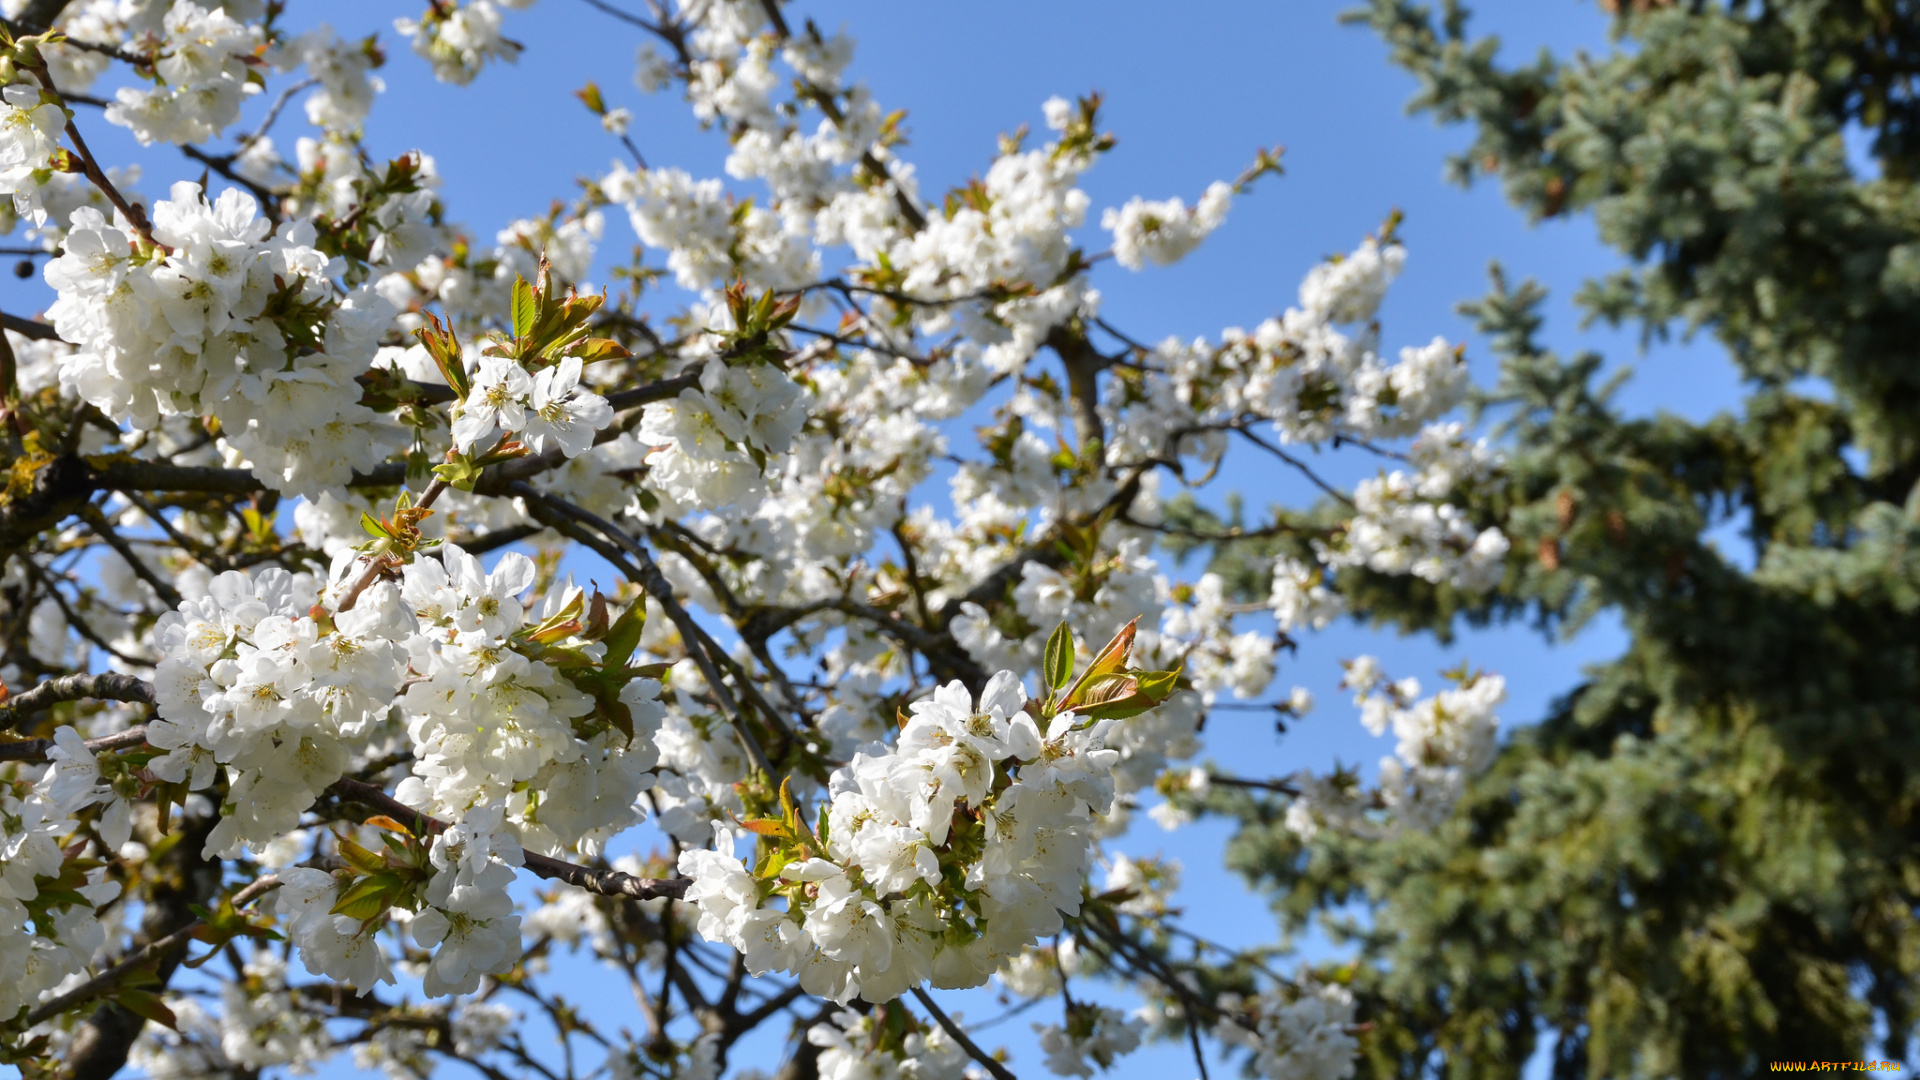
[1194,1,1920,1075]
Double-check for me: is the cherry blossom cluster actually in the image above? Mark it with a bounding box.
[808,1005,973,1080]
[680,664,1159,1004]
[1320,422,1511,592]
[634,353,808,512]
[1213,979,1361,1080]
[103,2,261,145]
[45,183,403,496]
[1036,1003,1147,1077]
[392,549,664,851]
[127,951,516,1080]
[0,772,119,1021]
[146,566,400,859]
[1103,181,1234,270]
[123,544,665,999]
[1285,656,1506,841]
[0,83,66,225]
[454,353,613,457]
[396,0,529,86]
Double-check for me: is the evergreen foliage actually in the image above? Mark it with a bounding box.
[1195,2,1920,1074]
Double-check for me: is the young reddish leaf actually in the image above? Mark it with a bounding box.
[1064,617,1139,704]
[736,817,791,839]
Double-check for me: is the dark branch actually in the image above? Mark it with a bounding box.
[912,986,1016,1080]
[0,671,154,732]
[327,777,693,902]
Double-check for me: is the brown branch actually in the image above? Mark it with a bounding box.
[911,986,1016,1080]
[0,722,147,762]
[2,311,60,341]
[80,503,184,608]
[0,671,154,732]
[24,874,283,1027]
[29,65,160,247]
[512,485,781,779]
[1047,324,1108,452]
[326,777,692,902]
[1,0,72,34]
[1208,774,1302,797]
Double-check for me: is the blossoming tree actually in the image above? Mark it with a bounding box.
[0,1,1515,1077]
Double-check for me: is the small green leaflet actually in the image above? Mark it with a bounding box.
[1044,622,1075,691]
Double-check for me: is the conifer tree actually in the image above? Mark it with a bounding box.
[1203,2,1920,1074]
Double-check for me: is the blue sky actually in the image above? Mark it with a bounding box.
[6,1,1762,1076]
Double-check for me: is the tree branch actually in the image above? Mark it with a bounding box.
[0,671,154,732]
[25,874,283,1027]
[512,485,783,779]
[326,777,692,902]
[0,723,148,762]
[911,986,1016,1080]
[3,311,61,341]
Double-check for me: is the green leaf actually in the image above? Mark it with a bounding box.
[511,276,537,339]
[1044,622,1075,691]
[116,989,178,1031]
[601,599,647,669]
[1135,667,1180,701]
[336,837,387,875]
[359,511,391,539]
[329,875,398,921]
[754,846,793,881]
[432,455,484,492]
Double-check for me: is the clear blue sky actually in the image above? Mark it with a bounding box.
[9,1,1754,1076]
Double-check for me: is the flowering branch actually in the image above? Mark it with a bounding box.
[511,483,785,776]
[0,0,1518,1071]
[912,987,1018,1080]
[19,66,160,247]
[327,778,692,902]
[22,875,285,1027]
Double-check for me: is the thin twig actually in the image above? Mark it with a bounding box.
[29,65,161,247]
[81,503,185,609]
[0,722,148,762]
[912,986,1016,1080]
[326,777,692,902]
[512,484,781,779]
[576,0,662,32]
[1208,774,1302,796]
[239,76,317,149]
[1232,426,1355,508]
[334,477,449,613]
[24,875,284,1026]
